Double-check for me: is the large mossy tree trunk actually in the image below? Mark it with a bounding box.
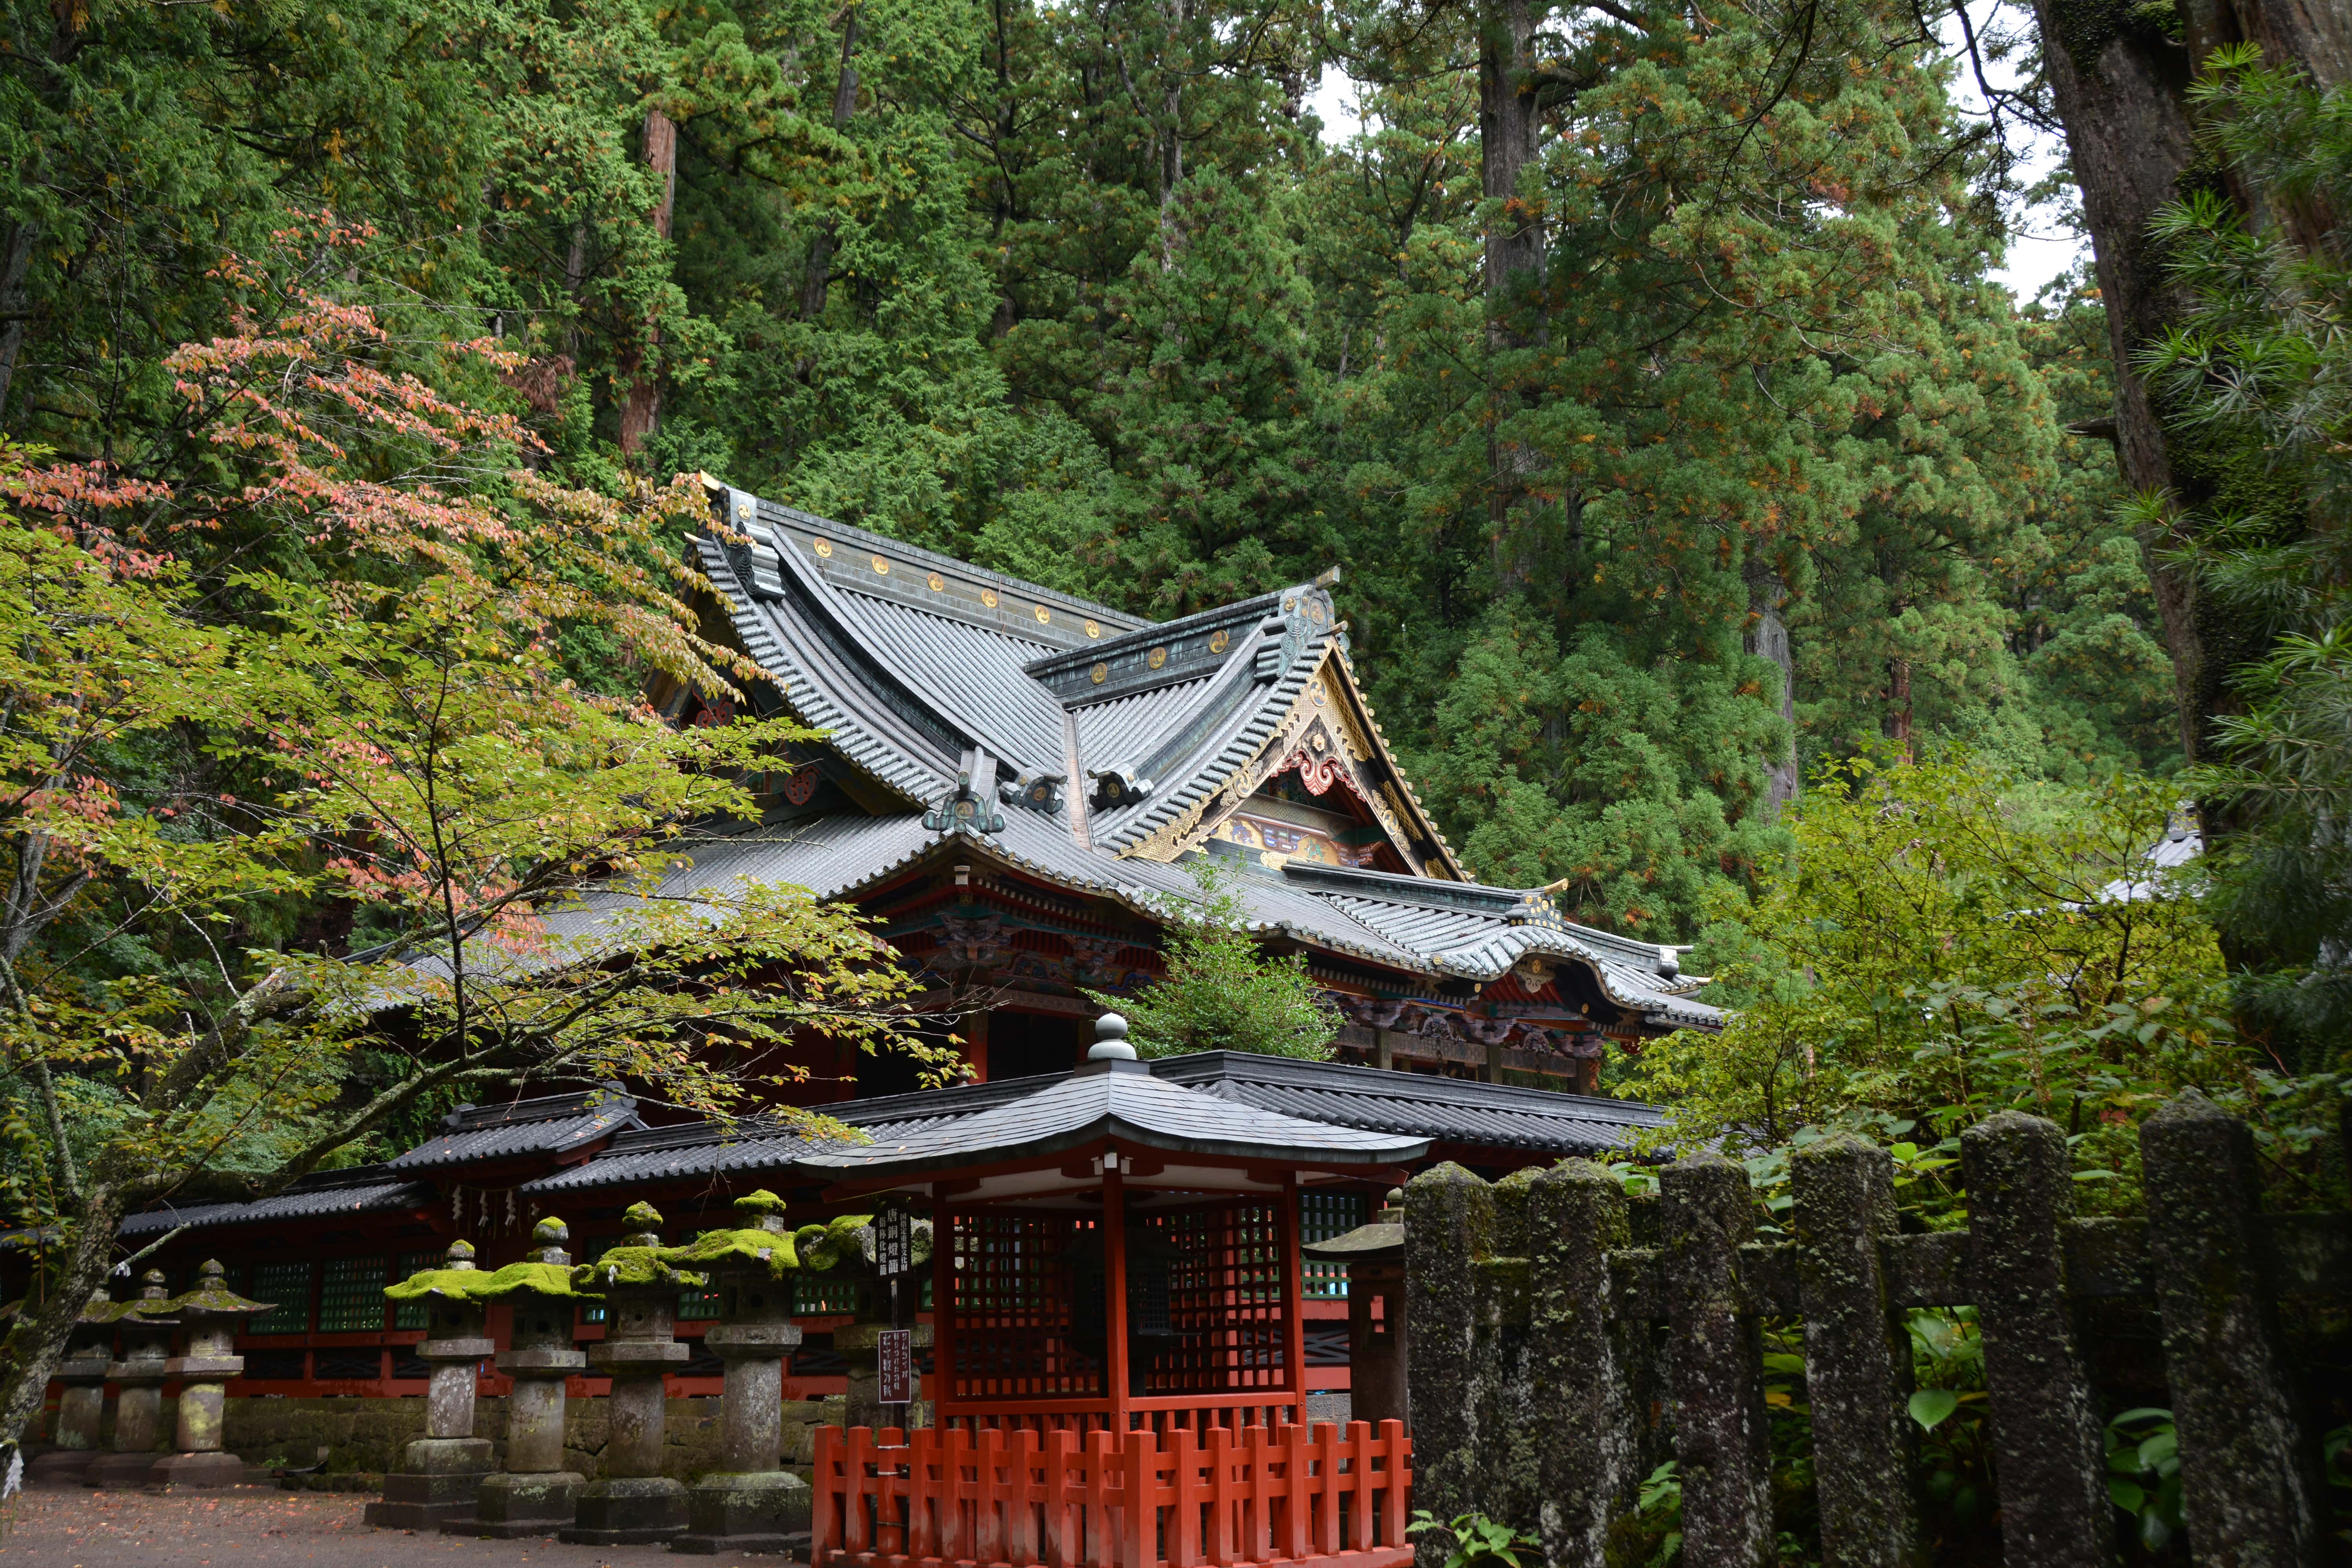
[2028,0,2352,766]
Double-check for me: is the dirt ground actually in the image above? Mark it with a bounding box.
[0,1486,778,1567]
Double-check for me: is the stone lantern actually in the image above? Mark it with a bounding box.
[446,1217,603,1538]
[88,1270,177,1489]
[367,1239,496,1529]
[797,1210,933,1430]
[562,1200,697,1545]
[30,1289,134,1488]
[1300,1187,1408,1430]
[661,1189,807,1555]
[151,1260,272,1487]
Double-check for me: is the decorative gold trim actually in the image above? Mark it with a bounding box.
[927,571,945,592]
[1035,605,1052,624]
[1085,619,1101,639]
[1147,646,1168,670]
[1209,629,1230,654]
[814,538,834,558]
[981,588,999,608]
[871,555,891,575]
[1090,663,1108,685]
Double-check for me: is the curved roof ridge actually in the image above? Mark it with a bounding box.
[699,536,964,801]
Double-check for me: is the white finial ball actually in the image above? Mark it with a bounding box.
[1088,1012,1137,1060]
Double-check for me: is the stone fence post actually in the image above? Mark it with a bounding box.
[1660,1152,1772,1567]
[1790,1134,1928,1568]
[2143,1091,2328,1565]
[1959,1111,2107,1566]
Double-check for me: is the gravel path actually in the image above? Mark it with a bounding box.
[0,1488,772,1568]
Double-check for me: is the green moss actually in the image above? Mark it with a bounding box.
[733,1189,789,1220]
[385,1267,498,1304]
[470,1260,605,1301]
[572,1245,705,1291]
[792,1215,874,1274]
[658,1227,799,1278]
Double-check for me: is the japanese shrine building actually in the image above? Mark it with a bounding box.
[648,479,1719,1098]
[70,481,1721,1410]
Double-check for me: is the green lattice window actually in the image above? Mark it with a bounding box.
[1300,1192,1368,1300]
[793,1274,861,1316]
[248,1260,314,1334]
[319,1256,388,1332]
[392,1250,440,1330]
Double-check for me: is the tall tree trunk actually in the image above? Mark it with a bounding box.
[0,220,36,432]
[1477,0,1542,315]
[618,109,679,458]
[1479,0,1545,591]
[801,12,861,323]
[2028,0,2207,755]
[2029,0,2350,764]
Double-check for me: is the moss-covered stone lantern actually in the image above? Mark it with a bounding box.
[151,1260,272,1487]
[88,1270,178,1489]
[366,1239,496,1529]
[662,1189,808,1555]
[561,1201,699,1545]
[29,1289,138,1488]
[795,1211,933,1430]
[445,1217,603,1538]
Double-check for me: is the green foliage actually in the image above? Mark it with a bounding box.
[1405,1511,1540,1568]
[2104,1407,2185,1553]
[1088,857,1340,1060]
[1627,750,2232,1187]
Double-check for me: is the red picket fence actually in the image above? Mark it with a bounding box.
[810,1420,1414,1568]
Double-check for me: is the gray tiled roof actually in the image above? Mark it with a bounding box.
[389,1087,641,1171]
[119,1168,437,1238]
[521,1051,1666,1195]
[795,1060,1427,1175]
[1152,1052,1668,1156]
[517,1076,1063,1194]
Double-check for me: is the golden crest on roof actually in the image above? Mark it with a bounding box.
[981,589,998,608]
[872,555,890,575]
[813,538,833,558]
[1147,646,1168,670]
[928,572,945,592]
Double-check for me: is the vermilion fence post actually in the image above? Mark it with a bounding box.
[1204,1426,1234,1567]
[1277,1423,1309,1561]
[1169,1426,1202,1568]
[1012,1428,1042,1566]
[976,1427,1007,1566]
[1311,1423,1340,1557]
[1120,1427,1153,1568]
[1047,1427,1079,1568]
[1377,1421,1409,1550]
[1345,1420,1374,1561]
[813,1426,842,1567]
[842,1428,873,1559]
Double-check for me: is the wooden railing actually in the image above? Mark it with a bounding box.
[811,1420,1413,1568]
[942,1396,1305,1439]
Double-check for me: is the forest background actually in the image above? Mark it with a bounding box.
[0,0,2183,952]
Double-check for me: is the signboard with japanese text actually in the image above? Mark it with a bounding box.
[877,1328,913,1405]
